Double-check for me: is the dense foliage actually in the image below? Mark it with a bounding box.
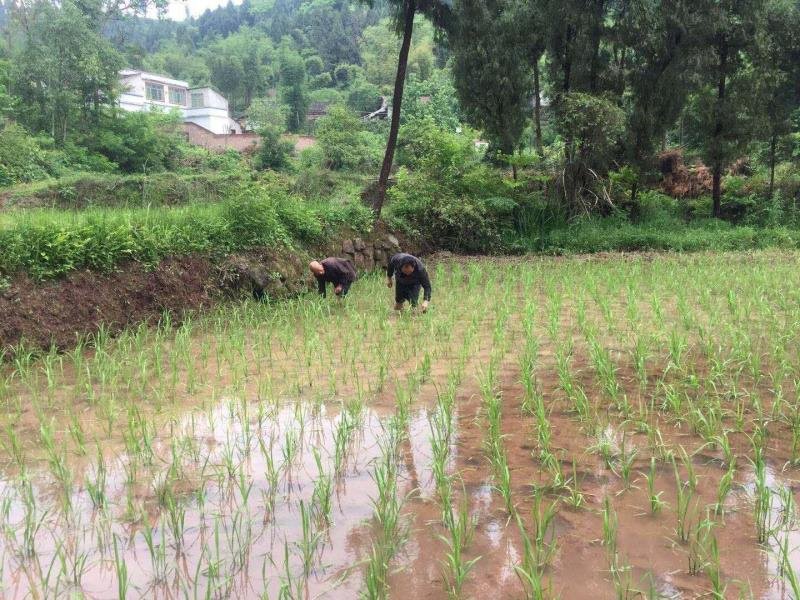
[0,0,799,280]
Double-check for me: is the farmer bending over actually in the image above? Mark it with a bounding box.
[387,252,431,313]
[310,257,356,298]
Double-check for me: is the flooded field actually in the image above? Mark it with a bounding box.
[2,252,800,599]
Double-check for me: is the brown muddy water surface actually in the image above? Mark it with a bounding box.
[1,253,800,599]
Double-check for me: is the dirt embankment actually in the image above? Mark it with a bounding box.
[0,228,411,353]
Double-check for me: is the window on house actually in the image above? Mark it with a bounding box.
[191,92,204,108]
[145,83,164,102]
[169,87,187,105]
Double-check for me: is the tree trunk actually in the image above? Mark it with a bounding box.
[712,165,723,217]
[588,0,605,93]
[711,39,728,219]
[373,0,416,218]
[563,24,574,93]
[768,131,777,199]
[533,58,543,157]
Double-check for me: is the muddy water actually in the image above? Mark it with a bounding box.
[0,401,440,599]
[1,255,800,598]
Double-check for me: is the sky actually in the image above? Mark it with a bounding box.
[152,0,243,21]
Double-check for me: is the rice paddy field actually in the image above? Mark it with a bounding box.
[3,252,800,599]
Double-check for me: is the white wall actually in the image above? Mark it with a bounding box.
[118,72,239,135]
[184,108,241,134]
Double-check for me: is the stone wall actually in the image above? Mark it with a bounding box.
[215,231,407,300]
[340,233,401,274]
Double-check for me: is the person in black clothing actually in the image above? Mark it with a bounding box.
[310,257,356,298]
[386,253,432,312]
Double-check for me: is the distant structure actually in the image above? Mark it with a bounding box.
[118,70,242,136]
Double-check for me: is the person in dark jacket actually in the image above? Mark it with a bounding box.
[387,252,431,312]
[310,257,356,298]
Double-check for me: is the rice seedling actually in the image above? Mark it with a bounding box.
[602,495,618,555]
[437,527,481,599]
[0,255,798,598]
[645,457,665,515]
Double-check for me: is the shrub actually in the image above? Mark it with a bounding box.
[222,188,289,247]
[386,167,516,253]
[78,110,187,174]
[315,105,380,171]
[311,72,334,89]
[0,121,60,185]
[347,80,382,114]
[396,118,480,177]
[304,55,324,76]
[387,120,526,252]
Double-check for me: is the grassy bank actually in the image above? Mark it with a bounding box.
[4,201,800,280]
[0,191,373,279]
[1,171,252,209]
[534,220,800,253]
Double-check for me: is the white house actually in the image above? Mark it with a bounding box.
[118,70,242,135]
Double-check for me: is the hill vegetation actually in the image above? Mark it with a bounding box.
[0,0,798,281]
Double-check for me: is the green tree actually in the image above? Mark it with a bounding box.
[347,79,382,113]
[359,0,452,216]
[0,60,17,118]
[557,92,625,213]
[144,41,211,86]
[205,28,275,112]
[450,0,530,162]
[248,97,294,169]
[11,0,124,143]
[315,104,381,170]
[402,70,460,131]
[619,0,696,204]
[691,0,764,217]
[79,110,185,172]
[360,17,436,92]
[279,49,309,132]
[751,0,800,198]
[543,0,615,97]
[505,0,547,155]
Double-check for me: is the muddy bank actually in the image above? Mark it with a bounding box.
[0,228,410,353]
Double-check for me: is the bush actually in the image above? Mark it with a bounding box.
[258,130,295,171]
[0,121,60,185]
[315,105,381,171]
[347,80,382,114]
[255,173,323,242]
[396,118,480,177]
[0,172,379,279]
[78,110,187,173]
[387,120,526,252]
[304,55,324,76]
[222,189,289,248]
[386,167,518,253]
[538,218,800,254]
[311,72,334,89]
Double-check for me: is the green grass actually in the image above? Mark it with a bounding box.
[533,219,800,254]
[0,191,372,279]
[2,171,251,209]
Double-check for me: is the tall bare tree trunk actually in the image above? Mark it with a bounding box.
[711,41,728,219]
[533,59,543,157]
[768,131,777,199]
[374,0,416,218]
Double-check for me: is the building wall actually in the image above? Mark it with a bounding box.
[118,72,241,135]
[182,123,260,153]
[184,106,241,135]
